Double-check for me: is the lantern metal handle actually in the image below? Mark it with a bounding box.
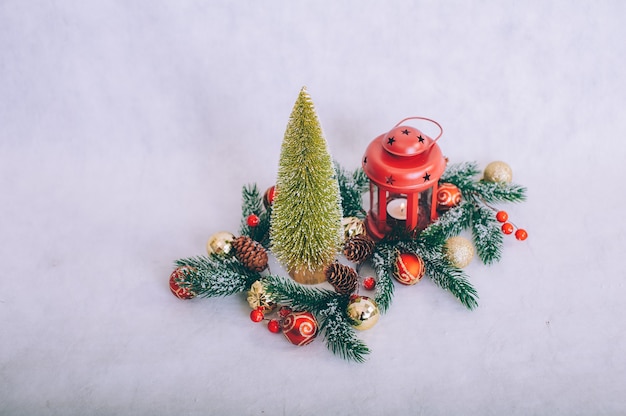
[394,117,443,146]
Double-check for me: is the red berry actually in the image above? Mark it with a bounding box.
[363,277,376,291]
[267,319,281,333]
[501,223,514,235]
[496,211,508,223]
[247,214,260,227]
[250,308,264,322]
[515,229,528,241]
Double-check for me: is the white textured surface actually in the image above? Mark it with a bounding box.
[2,1,625,415]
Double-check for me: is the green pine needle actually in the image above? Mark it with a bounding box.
[239,184,271,246]
[473,181,527,203]
[370,242,397,314]
[424,256,478,310]
[175,254,260,297]
[471,203,503,264]
[420,201,473,250]
[335,162,368,219]
[318,297,370,363]
[440,162,481,191]
[262,274,337,314]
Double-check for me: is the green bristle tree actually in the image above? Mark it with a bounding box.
[270,87,343,284]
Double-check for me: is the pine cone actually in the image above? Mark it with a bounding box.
[325,262,358,295]
[343,235,375,263]
[232,236,268,272]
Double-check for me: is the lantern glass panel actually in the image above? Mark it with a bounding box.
[370,183,379,217]
[417,188,433,231]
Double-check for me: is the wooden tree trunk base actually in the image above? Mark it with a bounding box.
[289,267,327,285]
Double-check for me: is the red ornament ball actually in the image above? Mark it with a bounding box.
[394,253,426,285]
[250,308,264,323]
[281,311,318,346]
[263,185,276,208]
[436,183,462,211]
[363,277,376,291]
[246,214,260,227]
[169,266,196,300]
[496,210,508,223]
[267,319,281,333]
[515,229,528,241]
[502,223,514,235]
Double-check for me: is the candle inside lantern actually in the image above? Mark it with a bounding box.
[387,198,407,220]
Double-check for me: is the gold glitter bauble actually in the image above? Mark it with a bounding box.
[483,161,513,183]
[206,231,235,255]
[346,296,380,331]
[444,236,475,268]
[341,217,366,240]
[246,280,276,313]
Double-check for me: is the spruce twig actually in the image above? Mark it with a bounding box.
[175,255,260,297]
[335,162,368,219]
[318,297,370,363]
[424,256,478,310]
[420,201,473,251]
[473,181,527,203]
[240,184,271,247]
[370,243,397,313]
[262,274,337,314]
[471,203,503,264]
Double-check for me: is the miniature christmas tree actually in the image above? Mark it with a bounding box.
[270,87,343,284]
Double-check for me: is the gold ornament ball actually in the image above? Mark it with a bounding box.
[206,231,235,255]
[444,236,475,268]
[346,296,380,331]
[483,161,513,183]
[341,217,366,240]
[246,280,276,313]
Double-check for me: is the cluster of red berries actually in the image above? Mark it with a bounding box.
[495,210,527,241]
[249,305,292,333]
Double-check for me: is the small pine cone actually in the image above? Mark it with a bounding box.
[232,236,268,272]
[325,262,358,295]
[343,235,375,263]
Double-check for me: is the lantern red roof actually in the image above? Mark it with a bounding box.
[362,124,446,193]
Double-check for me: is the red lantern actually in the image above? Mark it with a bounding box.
[362,117,447,240]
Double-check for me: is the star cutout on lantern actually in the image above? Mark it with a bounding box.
[401,129,410,135]
[386,175,395,185]
[423,172,431,182]
[418,135,425,143]
[387,136,396,145]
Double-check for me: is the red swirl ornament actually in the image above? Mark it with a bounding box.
[169,266,196,300]
[436,183,462,211]
[394,253,425,285]
[281,311,318,346]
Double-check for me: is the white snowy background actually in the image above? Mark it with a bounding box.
[1,1,625,415]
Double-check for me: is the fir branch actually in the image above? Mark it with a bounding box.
[440,162,481,191]
[318,297,370,363]
[370,242,397,313]
[262,274,337,314]
[471,203,503,265]
[335,162,368,219]
[420,201,473,251]
[423,256,478,310]
[473,181,527,204]
[239,184,271,246]
[175,254,260,297]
